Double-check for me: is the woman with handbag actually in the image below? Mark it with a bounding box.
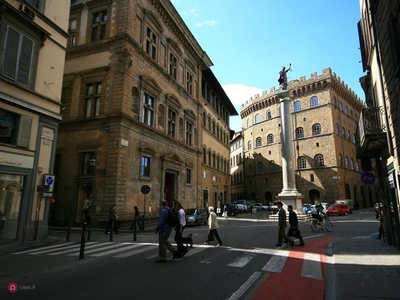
[204,206,223,246]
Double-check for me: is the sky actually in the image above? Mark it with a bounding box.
[170,0,364,132]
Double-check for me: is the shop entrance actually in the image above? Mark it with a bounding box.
[0,174,24,240]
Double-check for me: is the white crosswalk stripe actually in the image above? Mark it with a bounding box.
[10,242,324,280]
[262,250,289,273]
[301,253,322,280]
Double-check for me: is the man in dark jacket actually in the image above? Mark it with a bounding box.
[287,205,305,246]
[275,202,294,247]
[155,200,178,262]
[105,203,118,234]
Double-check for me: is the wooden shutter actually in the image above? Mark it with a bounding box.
[1,25,33,85]
[2,26,20,80]
[17,115,32,148]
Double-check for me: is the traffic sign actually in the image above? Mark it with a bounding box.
[141,185,150,194]
[43,174,55,192]
[361,172,375,185]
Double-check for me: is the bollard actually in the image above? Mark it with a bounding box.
[66,218,72,242]
[110,221,113,242]
[141,214,145,232]
[87,218,92,241]
[133,216,137,242]
[79,222,87,260]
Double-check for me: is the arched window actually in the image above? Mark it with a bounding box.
[344,106,348,115]
[347,130,351,140]
[248,140,252,150]
[257,162,263,174]
[255,114,261,123]
[256,137,262,147]
[333,96,337,107]
[297,156,307,169]
[312,123,321,136]
[203,148,206,164]
[350,158,354,170]
[247,118,251,128]
[208,116,211,131]
[202,112,206,126]
[341,127,345,138]
[339,101,343,111]
[269,160,275,172]
[315,154,324,167]
[208,150,211,166]
[338,154,342,166]
[267,134,274,144]
[266,110,272,119]
[345,156,349,168]
[335,123,339,135]
[296,127,304,139]
[310,96,318,107]
[248,164,253,175]
[356,161,360,171]
[294,101,301,112]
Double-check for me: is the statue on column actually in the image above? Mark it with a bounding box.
[278,63,292,90]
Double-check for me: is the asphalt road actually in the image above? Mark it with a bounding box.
[0,210,383,300]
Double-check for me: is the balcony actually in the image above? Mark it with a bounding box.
[357,107,389,159]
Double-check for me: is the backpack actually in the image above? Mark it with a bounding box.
[166,207,179,227]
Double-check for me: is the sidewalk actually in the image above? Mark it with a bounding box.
[325,233,400,300]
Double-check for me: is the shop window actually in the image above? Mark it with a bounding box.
[0,108,32,148]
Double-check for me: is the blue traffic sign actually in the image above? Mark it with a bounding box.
[361,172,375,185]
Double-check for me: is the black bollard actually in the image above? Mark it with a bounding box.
[133,216,137,241]
[87,218,92,241]
[110,220,113,242]
[79,222,87,260]
[141,214,145,232]
[66,218,72,242]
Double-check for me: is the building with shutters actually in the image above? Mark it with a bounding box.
[357,0,400,249]
[0,0,70,242]
[54,0,236,226]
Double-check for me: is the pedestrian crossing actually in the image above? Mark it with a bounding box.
[11,242,324,280]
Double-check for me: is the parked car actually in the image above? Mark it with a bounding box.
[302,204,312,214]
[185,208,207,226]
[252,203,266,211]
[327,203,350,216]
[232,202,247,213]
[335,199,354,213]
[226,204,239,216]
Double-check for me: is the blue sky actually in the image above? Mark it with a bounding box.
[170,0,364,132]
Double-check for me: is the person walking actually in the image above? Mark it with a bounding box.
[204,206,223,246]
[155,200,178,263]
[275,202,294,247]
[174,201,188,258]
[130,206,142,231]
[376,206,385,240]
[105,203,118,234]
[287,205,305,246]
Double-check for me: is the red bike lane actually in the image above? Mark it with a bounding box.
[253,236,337,300]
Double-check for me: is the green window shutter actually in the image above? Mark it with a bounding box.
[18,35,34,85]
[2,26,20,80]
[17,115,32,148]
[2,25,33,85]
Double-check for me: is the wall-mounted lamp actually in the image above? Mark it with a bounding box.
[89,159,106,175]
[38,166,43,173]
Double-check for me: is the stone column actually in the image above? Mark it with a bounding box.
[276,91,303,210]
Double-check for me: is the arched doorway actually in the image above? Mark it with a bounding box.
[309,189,320,204]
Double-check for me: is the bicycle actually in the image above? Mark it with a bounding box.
[310,211,333,232]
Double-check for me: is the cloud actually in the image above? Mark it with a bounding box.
[222,83,264,106]
[196,20,217,27]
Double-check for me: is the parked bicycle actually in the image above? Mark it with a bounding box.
[310,210,333,232]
